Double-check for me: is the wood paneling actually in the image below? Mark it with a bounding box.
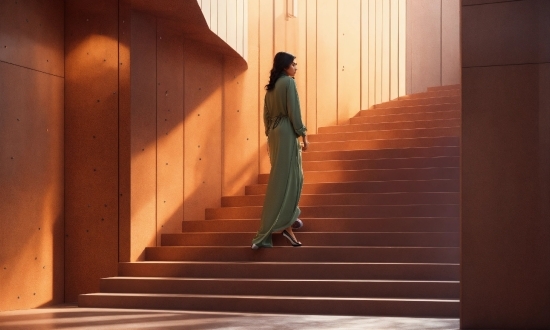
[442,0,460,86]
[337,0,361,123]
[258,0,274,174]
[390,0,399,100]
[381,0,390,102]
[316,0,338,128]
[368,0,376,108]
[360,0,369,110]
[305,0,317,132]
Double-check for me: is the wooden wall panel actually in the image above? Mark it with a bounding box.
[442,0,461,86]
[227,0,237,51]
[407,0,442,93]
[64,0,120,301]
[337,0,361,123]
[218,0,227,42]
[368,0,376,108]
[258,0,274,174]
[374,0,383,104]
[183,42,223,220]
[156,33,184,242]
[210,0,218,34]
[316,0,338,128]
[360,0,369,110]
[274,0,286,53]
[237,0,244,56]
[296,0,308,125]
[398,0,407,97]
[390,0,399,100]
[305,0,317,132]
[200,0,211,28]
[129,11,157,260]
[381,0,390,102]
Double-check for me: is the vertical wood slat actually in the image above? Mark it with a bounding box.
[381,0,390,102]
[306,0,317,133]
[390,0,399,100]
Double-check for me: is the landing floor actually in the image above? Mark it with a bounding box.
[0,305,459,329]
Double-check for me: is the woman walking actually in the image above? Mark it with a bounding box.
[251,52,309,249]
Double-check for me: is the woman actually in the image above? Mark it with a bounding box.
[251,52,309,249]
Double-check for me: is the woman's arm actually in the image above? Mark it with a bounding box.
[286,78,307,138]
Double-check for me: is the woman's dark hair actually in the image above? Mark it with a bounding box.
[265,52,295,90]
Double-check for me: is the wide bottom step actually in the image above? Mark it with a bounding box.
[79,293,459,318]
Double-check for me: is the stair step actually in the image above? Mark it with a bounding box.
[247,179,459,195]
[79,293,459,317]
[373,96,459,109]
[258,167,459,184]
[145,246,459,263]
[353,109,460,124]
[361,103,459,117]
[309,136,459,152]
[397,89,460,100]
[319,118,460,134]
[118,261,460,281]
[302,156,459,171]
[223,192,459,207]
[427,84,461,92]
[161,232,459,247]
[206,204,459,220]
[309,127,459,143]
[302,146,459,161]
[182,218,460,233]
[99,277,459,299]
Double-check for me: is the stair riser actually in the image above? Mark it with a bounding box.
[352,110,460,124]
[302,146,459,162]
[246,180,459,195]
[258,168,459,184]
[145,247,460,263]
[360,103,459,117]
[100,278,459,299]
[222,193,459,208]
[162,232,459,247]
[374,96,460,108]
[309,136,459,152]
[309,127,460,143]
[302,156,459,171]
[206,204,459,220]
[319,118,460,134]
[397,89,460,100]
[428,85,460,92]
[182,218,460,233]
[119,262,460,281]
[79,294,459,318]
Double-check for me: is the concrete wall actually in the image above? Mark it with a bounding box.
[64,0,121,302]
[407,0,461,94]
[461,0,550,328]
[0,0,65,311]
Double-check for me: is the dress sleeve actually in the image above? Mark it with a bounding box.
[286,78,307,137]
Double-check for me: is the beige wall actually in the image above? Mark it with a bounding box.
[0,0,65,311]
[461,0,550,328]
[406,0,461,94]
[198,0,248,61]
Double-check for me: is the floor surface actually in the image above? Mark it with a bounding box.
[0,305,460,329]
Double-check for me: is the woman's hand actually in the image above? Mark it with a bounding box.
[302,135,309,151]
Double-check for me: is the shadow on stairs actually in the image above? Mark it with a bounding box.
[80,84,461,318]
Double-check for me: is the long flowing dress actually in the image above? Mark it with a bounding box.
[252,73,307,248]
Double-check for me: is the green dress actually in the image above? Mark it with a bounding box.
[252,74,307,248]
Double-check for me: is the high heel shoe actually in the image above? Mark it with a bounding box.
[282,230,302,247]
[251,243,260,250]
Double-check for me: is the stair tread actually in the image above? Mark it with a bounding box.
[105,277,459,283]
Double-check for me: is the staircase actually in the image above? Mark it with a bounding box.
[79,85,461,317]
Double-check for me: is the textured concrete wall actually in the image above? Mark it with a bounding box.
[461,0,550,328]
[64,0,120,302]
[0,0,65,311]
